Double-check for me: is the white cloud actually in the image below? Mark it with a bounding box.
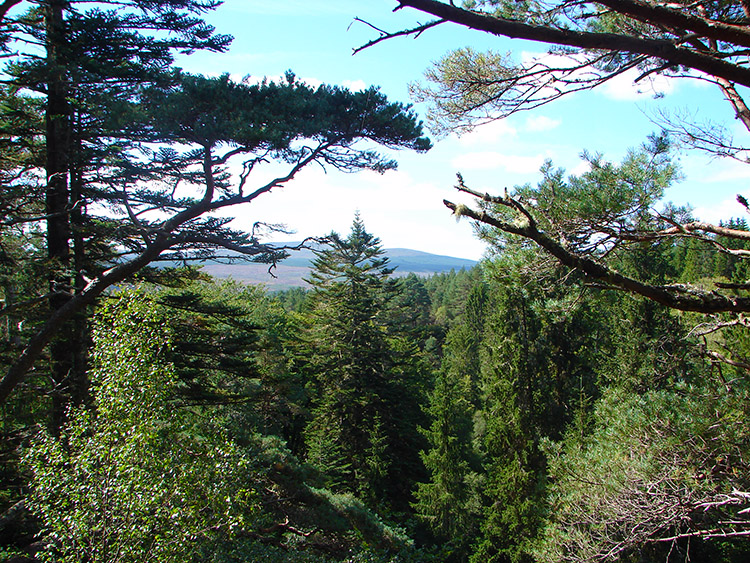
[454,120,518,147]
[569,159,592,177]
[342,79,367,92]
[451,151,546,174]
[685,156,750,183]
[665,155,750,223]
[226,165,487,260]
[524,115,562,132]
[692,194,748,223]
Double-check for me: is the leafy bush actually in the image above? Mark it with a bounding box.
[24,292,260,563]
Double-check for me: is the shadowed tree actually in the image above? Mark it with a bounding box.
[0,0,431,415]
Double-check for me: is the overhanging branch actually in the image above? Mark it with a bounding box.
[394,0,750,88]
[444,182,750,314]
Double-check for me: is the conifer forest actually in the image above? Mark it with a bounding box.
[4,1,750,562]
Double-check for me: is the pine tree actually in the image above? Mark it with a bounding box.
[3,0,232,426]
[0,2,431,411]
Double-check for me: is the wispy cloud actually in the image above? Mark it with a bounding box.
[451,151,546,174]
[516,50,679,104]
[600,68,675,101]
[524,115,561,132]
[684,156,750,183]
[454,120,518,146]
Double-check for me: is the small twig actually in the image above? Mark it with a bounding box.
[351,17,444,54]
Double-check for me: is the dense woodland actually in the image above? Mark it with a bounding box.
[4,1,750,562]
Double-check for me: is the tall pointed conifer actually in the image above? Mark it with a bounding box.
[303,216,423,509]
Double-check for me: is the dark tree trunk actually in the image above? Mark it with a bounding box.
[69,110,90,409]
[44,0,77,433]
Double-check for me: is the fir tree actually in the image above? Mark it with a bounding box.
[303,216,425,510]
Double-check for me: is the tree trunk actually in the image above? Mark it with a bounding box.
[45,0,77,433]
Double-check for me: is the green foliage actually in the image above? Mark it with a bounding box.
[446,142,750,561]
[23,292,260,562]
[203,538,439,563]
[414,326,482,548]
[422,267,483,328]
[0,0,237,433]
[383,1,750,558]
[302,217,427,511]
[144,72,430,173]
[535,383,750,563]
[414,280,489,549]
[476,136,680,262]
[469,278,593,563]
[0,83,49,432]
[671,218,750,285]
[273,286,310,313]
[411,47,520,135]
[159,284,263,402]
[383,274,438,349]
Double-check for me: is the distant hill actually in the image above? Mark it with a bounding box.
[197,246,477,290]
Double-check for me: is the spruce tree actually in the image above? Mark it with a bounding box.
[303,216,425,509]
[414,321,484,555]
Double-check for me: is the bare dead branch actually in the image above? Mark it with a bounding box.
[705,348,750,371]
[658,221,750,240]
[444,186,750,313]
[352,17,444,55]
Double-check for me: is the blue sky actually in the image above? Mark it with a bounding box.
[176,0,750,260]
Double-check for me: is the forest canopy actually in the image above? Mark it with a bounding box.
[2,1,750,563]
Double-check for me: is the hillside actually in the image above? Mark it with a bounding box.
[198,246,478,289]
